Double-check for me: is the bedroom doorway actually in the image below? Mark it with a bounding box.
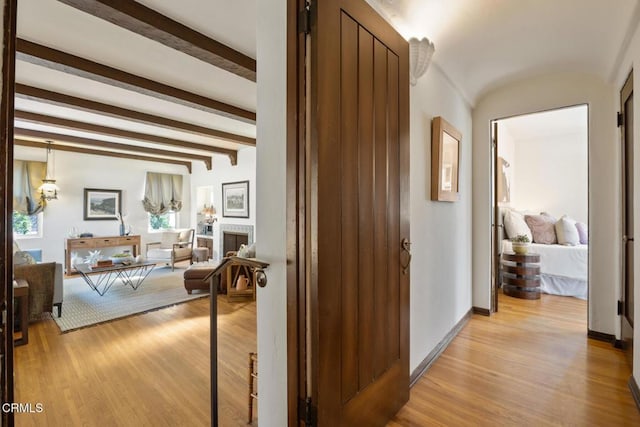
[491,104,589,313]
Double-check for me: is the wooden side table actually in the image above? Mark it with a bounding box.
[501,252,541,300]
[14,279,29,346]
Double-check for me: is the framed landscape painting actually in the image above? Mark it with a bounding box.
[222,181,249,218]
[84,188,122,220]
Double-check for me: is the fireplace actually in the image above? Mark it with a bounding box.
[218,224,254,260]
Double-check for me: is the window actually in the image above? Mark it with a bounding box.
[13,211,42,238]
[148,211,177,231]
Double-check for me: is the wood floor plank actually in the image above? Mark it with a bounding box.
[14,295,256,426]
[389,293,640,426]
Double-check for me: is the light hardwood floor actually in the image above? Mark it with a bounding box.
[14,290,640,426]
[14,295,256,427]
[389,292,640,426]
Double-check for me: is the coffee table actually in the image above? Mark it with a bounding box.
[75,262,156,296]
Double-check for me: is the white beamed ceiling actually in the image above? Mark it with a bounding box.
[15,0,257,166]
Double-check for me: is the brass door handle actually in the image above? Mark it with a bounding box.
[401,238,412,275]
[255,268,268,288]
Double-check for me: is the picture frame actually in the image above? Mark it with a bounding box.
[222,180,250,218]
[83,188,122,220]
[431,116,462,202]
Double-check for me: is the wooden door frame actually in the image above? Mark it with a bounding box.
[0,0,17,425]
[620,69,633,363]
[286,0,308,425]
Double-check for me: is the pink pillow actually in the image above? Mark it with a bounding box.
[575,222,588,244]
[524,214,557,244]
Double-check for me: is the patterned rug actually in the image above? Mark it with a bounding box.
[54,268,208,332]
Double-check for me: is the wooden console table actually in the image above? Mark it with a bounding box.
[501,252,541,300]
[65,235,141,274]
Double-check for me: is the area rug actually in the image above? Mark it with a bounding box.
[54,268,208,333]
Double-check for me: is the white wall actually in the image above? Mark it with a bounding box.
[14,147,191,263]
[472,72,618,337]
[497,122,516,207]
[409,65,473,372]
[256,0,288,425]
[190,148,256,261]
[510,132,588,223]
[614,15,640,385]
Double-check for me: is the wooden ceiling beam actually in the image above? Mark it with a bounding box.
[15,123,212,170]
[16,38,256,123]
[15,139,192,173]
[15,84,256,146]
[14,110,234,167]
[57,0,256,81]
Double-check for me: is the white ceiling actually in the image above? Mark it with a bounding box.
[15,0,257,169]
[15,0,639,167]
[374,0,639,104]
[500,105,588,143]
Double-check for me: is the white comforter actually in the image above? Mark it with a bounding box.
[502,240,588,280]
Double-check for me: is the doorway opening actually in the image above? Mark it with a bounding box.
[491,104,589,318]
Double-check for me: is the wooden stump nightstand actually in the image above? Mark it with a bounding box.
[501,252,541,300]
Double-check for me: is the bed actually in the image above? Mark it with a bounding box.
[502,240,588,299]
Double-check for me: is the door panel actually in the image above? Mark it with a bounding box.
[312,0,410,425]
[621,70,634,368]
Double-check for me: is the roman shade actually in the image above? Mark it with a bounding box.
[142,172,183,214]
[13,160,46,215]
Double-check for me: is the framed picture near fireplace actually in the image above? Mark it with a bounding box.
[222,180,249,218]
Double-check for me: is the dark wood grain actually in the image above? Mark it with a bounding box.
[340,12,359,403]
[503,253,540,263]
[373,38,389,380]
[16,39,256,123]
[14,126,235,166]
[312,1,410,424]
[58,0,256,81]
[387,51,400,366]
[357,25,375,392]
[502,264,540,276]
[0,1,17,424]
[502,285,541,299]
[502,275,540,287]
[15,84,256,146]
[15,138,192,173]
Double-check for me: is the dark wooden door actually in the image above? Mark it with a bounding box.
[492,121,500,312]
[310,0,410,425]
[621,70,634,368]
[0,0,17,424]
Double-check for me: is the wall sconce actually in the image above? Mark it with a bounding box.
[409,37,435,86]
[39,141,59,201]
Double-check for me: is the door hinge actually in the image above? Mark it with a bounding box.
[298,3,311,34]
[299,397,317,426]
[617,111,623,127]
[617,300,623,315]
[1,309,6,326]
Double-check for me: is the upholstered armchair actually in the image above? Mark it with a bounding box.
[146,229,195,271]
[12,242,63,318]
[14,262,63,320]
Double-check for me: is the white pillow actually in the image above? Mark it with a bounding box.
[504,210,532,241]
[555,215,580,246]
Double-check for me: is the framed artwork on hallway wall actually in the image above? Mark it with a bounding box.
[431,116,462,202]
[222,180,249,218]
